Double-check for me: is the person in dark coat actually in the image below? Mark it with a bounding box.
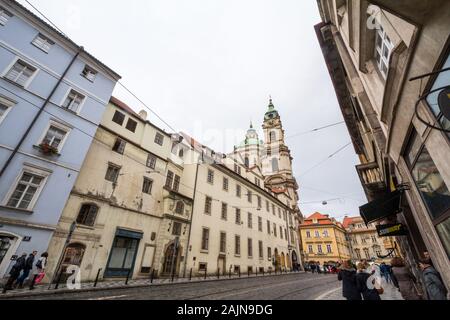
[419,259,448,300]
[2,253,27,293]
[391,257,421,300]
[338,260,361,300]
[356,262,381,300]
[16,251,37,289]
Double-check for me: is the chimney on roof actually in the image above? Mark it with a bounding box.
[138,110,147,121]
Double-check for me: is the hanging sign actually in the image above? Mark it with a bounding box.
[376,223,407,237]
[438,87,450,120]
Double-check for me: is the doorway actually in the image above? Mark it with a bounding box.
[105,232,141,278]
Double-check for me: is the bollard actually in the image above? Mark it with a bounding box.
[229,268,231,278]
[189,268,192,281]
[125,269,131,285]
[239,269,241,278]
[150,269,155,283]
[94,268,102,287]
[204,267,207,280]
[54,269,65,290]
[217,268,220,279]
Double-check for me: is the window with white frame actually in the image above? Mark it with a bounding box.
[327,244,332,253]
[5,169,48,210]
[40,123,69,152]
[0,96,14,123]
[0,6,12,26]
[308,245,313,254]
[4,59,37,87]
[62,89,85,113]
[32,33,54,53]
[374,25,393,79]
[81,65,97,82]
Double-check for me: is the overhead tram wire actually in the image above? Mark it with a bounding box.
[0,84,282,208]
[285,121,345,140]
[23,0,178,134]
[296,141,353,179]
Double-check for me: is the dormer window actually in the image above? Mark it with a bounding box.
[374,25,393,79]
[32,33,54,53]
[82,65,97,82]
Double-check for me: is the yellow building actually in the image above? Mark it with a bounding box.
[299,212,351,265]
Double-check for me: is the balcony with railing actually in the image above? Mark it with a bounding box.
[356,162,387,198]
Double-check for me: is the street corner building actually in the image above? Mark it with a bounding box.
[300,212,351,265]
[33,99,305,282]
[0,0,120,279]
[315,0,450,292]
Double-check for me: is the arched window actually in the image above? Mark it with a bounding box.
[271,158,279,172]
[76,204,98,226]
[269,131,276,143]
[175,201,185,215]
[244,156,249,168]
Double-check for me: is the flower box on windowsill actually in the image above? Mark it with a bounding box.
[34,144,60,157]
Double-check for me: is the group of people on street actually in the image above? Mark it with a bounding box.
[337,254,448,300]
[305,262,338,274]
[2,251,48,293]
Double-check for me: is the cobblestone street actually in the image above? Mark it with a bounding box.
[1,273,341,300]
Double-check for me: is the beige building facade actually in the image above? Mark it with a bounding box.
[45,97,193,282]
[316,0,450,292]
[343,216,395,263]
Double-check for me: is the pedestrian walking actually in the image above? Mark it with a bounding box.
[311,263,316,274]
[2,253,27,293]
[338,260,362,300]
[356,262,381,300]
[419,259,448,300]
[16,250,37,289]
[29,252,48,290]
[391,257,421,300]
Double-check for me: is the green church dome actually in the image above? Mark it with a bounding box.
[264,98,279,120]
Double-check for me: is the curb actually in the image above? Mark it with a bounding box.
[0,271,307,299]
[314,286,341,300]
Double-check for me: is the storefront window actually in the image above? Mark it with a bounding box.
[436,217,450,259]
[405,130,450,258]
[105,232,141,277]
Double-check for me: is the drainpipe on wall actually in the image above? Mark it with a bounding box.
[0,46,84,179]
[182,162,200,278]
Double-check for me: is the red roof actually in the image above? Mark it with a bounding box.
[110,96,140,118]
[301,212,333,226]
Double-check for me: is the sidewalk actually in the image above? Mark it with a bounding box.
[316,282,404,300]
[0,270,305,299]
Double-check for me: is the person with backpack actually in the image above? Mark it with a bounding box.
[2,253,27,293]
[356,262,381,300]
[29,252,48,290]
[419,259,448,300]
[15,250,37,289]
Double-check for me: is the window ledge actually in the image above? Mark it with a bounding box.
[32,145,61,157]
[200,250,209,254]
[0,205,33,214]
[76,224,95,230]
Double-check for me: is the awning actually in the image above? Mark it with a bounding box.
[359,190,402,225]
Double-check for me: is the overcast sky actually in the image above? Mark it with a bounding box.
[19,0,367,219]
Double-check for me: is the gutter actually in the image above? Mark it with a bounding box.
[0,46,84,178]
